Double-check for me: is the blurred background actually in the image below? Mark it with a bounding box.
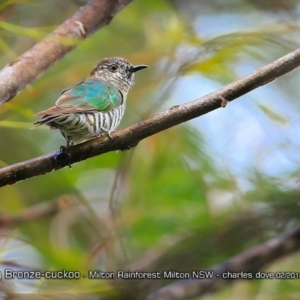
[0,0,300,299]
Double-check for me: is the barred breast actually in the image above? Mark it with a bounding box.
[41,104,126,146]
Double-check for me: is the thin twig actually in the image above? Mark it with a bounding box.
[108,151,134,212]
[147,226,300,300]
[0,47,300,187]
[0,0,132,106]
[0,198,71,227]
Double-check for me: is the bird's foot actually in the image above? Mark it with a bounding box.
[106,132,113,140]
[60,145,67,152]
[101,129,113,140]
[220,97,229,108]
[55,146,72,168]
[75,21,87,37]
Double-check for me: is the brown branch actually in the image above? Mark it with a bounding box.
[0,201,57,227]
[0,47,300,187]
[147,226,300,300]
[0,0,132,106]
[0,196,74,227]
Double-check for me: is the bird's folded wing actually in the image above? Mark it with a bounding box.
[35,78,123,116]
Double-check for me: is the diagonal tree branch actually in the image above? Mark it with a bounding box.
[0,199,62,227]
[0,47,300,187]
[0,0,132,106]
[146,226,300,300]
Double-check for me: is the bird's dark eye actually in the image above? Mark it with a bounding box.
[109,65,118,72]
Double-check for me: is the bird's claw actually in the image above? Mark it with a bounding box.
[106,132,113,140]
[75,21,87,37]
[55,146,72,168]
[60,145,67,152]
[101,130,113,140]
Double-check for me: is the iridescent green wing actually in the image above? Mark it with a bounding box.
[55,78,123,113]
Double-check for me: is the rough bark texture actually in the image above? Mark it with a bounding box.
[0,47,300,187]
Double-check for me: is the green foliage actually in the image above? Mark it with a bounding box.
[0,0,300,299]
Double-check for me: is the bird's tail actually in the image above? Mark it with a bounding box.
[33,115,59,130]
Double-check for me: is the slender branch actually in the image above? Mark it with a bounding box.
[0,0,132,106]
[0,200,60,227]
[147,226,300,300]
[1,47,300,187]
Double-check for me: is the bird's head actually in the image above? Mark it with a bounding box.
[90,57,148,94]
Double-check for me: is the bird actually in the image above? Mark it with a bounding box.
[34,57,148,147]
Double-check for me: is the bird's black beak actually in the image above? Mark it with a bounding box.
[130,65,148,73]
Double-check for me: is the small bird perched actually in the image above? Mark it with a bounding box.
[34,57,148,147]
